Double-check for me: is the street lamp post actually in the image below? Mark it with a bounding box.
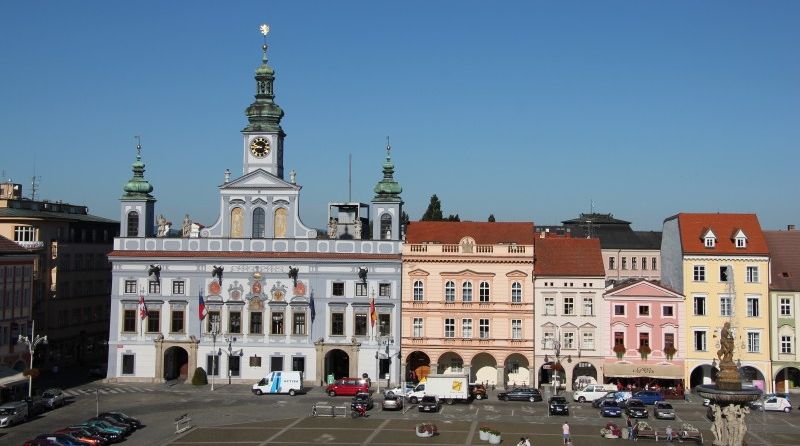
[210,316,220,391]
[544,327,571,396]
[375,335,394,394]
[224,334,243,385]
[18,319,48,398]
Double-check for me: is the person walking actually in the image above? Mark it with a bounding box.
[665,425,673,442]
[626,417,633,440]
[562,422,570,445]
[631,423,639,441]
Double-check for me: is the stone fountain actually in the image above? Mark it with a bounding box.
[695,322,762,446]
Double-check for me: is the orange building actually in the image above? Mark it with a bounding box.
[401,221,535,386]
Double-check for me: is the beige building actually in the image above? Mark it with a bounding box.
[401,221,535,387]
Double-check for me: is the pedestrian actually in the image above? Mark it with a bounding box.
[631,423,639,441]
[517,437,526,446]
[666,425,673,442]
[626,417,633,440]
[562,422,570,445]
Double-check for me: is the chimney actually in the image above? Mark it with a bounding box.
[789,224,796,231]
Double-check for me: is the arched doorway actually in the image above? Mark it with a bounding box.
[324,349,350,380]
[436,352,464,375]
[163,346,189,381]
[740,366,766,390]
[689,364,718,389]
[471,353,498,385]
[503,354,530,387]
[405,351,430,383]
[539,362,566,389]
[775,367,800,393]
[572,362,598,390]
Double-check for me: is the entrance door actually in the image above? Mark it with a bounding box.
[163,347,189,381]
[325,349,350,381]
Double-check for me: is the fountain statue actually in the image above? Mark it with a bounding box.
[695,321,762,446]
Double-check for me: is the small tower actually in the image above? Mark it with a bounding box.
[120,141,156,237]
[242,24,286,178]
[371,140,403,240]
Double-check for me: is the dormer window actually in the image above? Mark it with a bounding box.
[704,236,715,248]
[733,229,747,248]
[703,229,717,248]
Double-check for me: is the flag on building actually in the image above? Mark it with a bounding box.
[309,290,316,322]
[138,293,147,320]
[199,290,207,320]
[370,297,377,327]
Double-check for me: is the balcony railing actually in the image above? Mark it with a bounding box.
[16,240,45,249]
[405,244,530,256]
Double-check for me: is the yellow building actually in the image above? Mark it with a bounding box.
[401,221,535,387]
[661,213,771,392]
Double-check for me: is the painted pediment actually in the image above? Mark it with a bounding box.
[541,321,557,328]
[561,322,577,329]
[408,269,430,277]
[579,323,597,329]
[441,269,495,277]
[506,270,529,278]
[635,322,654,329]
[606,280,683,299]
[221,168,300,191]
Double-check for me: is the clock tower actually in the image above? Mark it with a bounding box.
[242,25,285,178]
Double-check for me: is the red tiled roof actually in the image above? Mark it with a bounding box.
[405,221,535,245]
[0,235,31,254]
[534,237,605,276]
[667,213,769,255]
[764,230,800,291]
[109,250,400,260]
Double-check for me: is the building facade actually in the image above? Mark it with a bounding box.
[0,181,117,367]
[764,228,800,393]
[106,31,404,387]
[661,213,772,391]
[603,279,685,389]
[401,222,535,387]
[533,237,606,390]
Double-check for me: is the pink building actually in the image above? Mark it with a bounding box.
[604,279,685,391]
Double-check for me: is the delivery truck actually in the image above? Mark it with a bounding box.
[252,371,304,396]
[407,374,470,405]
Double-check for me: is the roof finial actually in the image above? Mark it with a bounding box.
[134,135,142,158]
[259,23,270,63]
[386,136,391,159]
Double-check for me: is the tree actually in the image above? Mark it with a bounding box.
[446,214,460,222]
[488,214,496,222]
[191,367,208,385]
[421,195,443,221]
[401,211,410,227]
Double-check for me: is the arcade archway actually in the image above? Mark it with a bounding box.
[471,353,498,385]
[405,351,430,382]
[572,362,598,390]
[775,367,800,393]
[163,346,189,381]
[689,364,718,388]
[324,349,350,380]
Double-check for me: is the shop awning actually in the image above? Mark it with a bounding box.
[0,366,26,387]
[604,362,683,379]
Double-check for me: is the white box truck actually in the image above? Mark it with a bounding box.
[252,371,304,396]
[407,374,470,405]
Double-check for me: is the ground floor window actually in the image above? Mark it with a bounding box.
[292,357,305,375]
[123,310,136,332]
[206,354,220,376]
[271,356,284,372]
[121,354,135,375]
[229,356,241,377]
[379,358,390,377]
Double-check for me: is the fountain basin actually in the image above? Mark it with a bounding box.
[695,385,762,405]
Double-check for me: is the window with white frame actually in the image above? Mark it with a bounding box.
[694,330,707,351]
[747,331,760,353]
[462,282,472,302]
[355,283,367,296]
[781,336,793,354]
[124,280,137,294]
[747,297,760,317]
[413,280,424,301]
[652,258,657,270]
[662,305,674,317]
[641,257,647,270]
[172,280,185,295]
[444,281,455,302]
[583,297,593,316]
[582,331,594,349]
[511,282,522,303]
[746,266,759,283]
[543,331,555,349]
[609,257,616,270]
[614,304,625,316]
[13,225,37,242]
[412,317,423,337]
[622,257,627,270]
[693,265,706,281]
[638,305,650,316]
[479,319,489,339]
[705,235,716,248]
[379,283,391,297]
[632,257,638,270]
[544,297,555,315]
[511,319,522,339]
[563,296,574,315]
[479,281,490,302]
[462,319,472,338]
[736,236,747,248]
[694,295,706,316]
[444,318,455,338]
[563,332,575,349]
[720,295,732,317]
[780,297,792,316]
[719,265,730,282]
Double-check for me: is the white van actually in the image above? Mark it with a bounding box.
[0,401,28,427]
[573,383,618,402]
[252,371,304,396]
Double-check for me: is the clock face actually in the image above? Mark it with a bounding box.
[250,137,270,158]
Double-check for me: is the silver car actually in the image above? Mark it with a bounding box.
[382,394,403,411]
[41,388,66,409]
[654,401,676,419]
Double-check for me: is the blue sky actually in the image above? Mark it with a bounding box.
[1,1,798,231]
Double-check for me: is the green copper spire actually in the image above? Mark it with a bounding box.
[122,142,154,199]
[373,138,402,202]
[243,26,284,134]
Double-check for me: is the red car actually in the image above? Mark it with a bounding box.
[325,378,369,396]
[54,427,107,446]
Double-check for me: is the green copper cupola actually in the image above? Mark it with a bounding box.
[373,141,403,202]
[243,30,285,134]
[122,143,154,199]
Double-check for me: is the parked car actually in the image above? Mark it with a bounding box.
[30,434,86,446]
[498,387,543,402]
[24,396,47,417]
[469,383,487,400]
[574,383,617,403]
[383,382,415,398]
[78,419,128,437]
[759,396,792,413]
[69,425,121,443]
[632,390,663,405]
[548,396,569,415]
[0,401,28,427]
[625,399,648,418]
[654,401,676,419]
[350,392,374,411]
[592,392,617,408]
[99,411,142,430]
[54,428,106,446]
[382,394,403,411]
[325,378,370,397]
[23,438,63,446]
[41,388,67,409]
[418,395,442,413]
[599,400,623,417]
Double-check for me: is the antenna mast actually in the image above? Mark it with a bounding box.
[30,162,41,201]
[348,153,352,202]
